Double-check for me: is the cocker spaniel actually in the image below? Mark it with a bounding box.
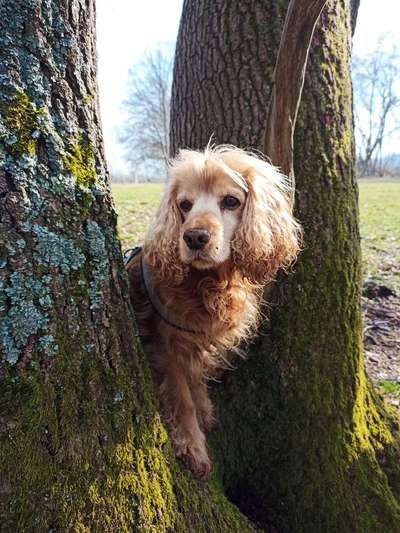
[126,145,301,479]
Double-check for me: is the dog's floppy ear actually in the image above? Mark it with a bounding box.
[143,181,187,283]
[232,165,301,285]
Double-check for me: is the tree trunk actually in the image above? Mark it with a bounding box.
[171,1,400,531]
[0,2,257,531]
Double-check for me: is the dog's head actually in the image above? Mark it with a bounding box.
[144,145,301,284]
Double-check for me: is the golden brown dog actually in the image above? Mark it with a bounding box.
[127,145,301,479]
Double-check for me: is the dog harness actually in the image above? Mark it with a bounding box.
[124,247,200,334]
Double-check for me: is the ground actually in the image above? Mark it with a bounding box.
[112,178,400,406]
[358,178,400,406]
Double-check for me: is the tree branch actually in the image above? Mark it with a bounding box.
[264,0,328,206]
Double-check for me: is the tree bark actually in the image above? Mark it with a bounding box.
[0,2,256,531]
[171,1,400,531]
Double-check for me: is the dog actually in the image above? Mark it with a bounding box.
[126,145,301,479]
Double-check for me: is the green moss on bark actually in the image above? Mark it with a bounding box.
[63,136,97,188]
[2,91,43,157]
[0,332,256,532]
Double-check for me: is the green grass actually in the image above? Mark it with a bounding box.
[112,183,164,247]
[378,380,400,397]
[112,179,400,290]
[359,179,400,291]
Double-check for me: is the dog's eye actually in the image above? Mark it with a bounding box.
[221,195,241,210]
[179,200,193,212]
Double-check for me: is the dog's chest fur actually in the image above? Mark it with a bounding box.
[127,252,260,376]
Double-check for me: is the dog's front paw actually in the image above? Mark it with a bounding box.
[182,446,213,480]
[173,431,213,480]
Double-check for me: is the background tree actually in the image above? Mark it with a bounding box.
[353,37,400,176]
[0,2,261,530]
[120,43,173,182]
[171,0,400,531]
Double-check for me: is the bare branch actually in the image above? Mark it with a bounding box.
[264,0,328,206]
[353,38,400,176]
[120,43,174,181]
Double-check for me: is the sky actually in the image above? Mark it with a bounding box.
[96,0,400,175]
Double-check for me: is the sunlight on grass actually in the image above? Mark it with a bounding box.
[359,179,400,291]
[112,183,164,248]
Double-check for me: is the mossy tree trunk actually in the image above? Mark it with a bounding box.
[0,2,257,531]
[171,1,400,531]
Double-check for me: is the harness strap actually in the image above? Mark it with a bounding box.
[124,246,143,266]
[124,247,202,335]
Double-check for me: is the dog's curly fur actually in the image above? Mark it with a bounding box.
[127,145,301,478]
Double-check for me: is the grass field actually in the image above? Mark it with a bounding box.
[358,179,400,291]
[112,179,400,290]
[112,183,163,249]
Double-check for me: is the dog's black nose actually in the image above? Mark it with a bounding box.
[183,229,211,250]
